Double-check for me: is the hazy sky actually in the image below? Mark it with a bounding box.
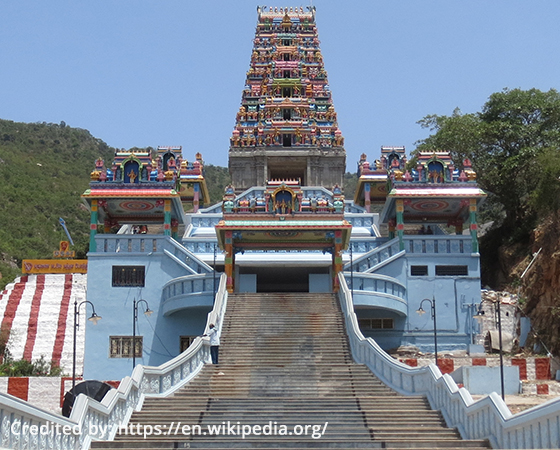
[2,1,560,169]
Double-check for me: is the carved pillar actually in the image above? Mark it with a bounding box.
[89,200,98,252]
[164,200,171,236]
[364,183,371,213]
[171,219,179,241]
[388,219,396,240]
[193,183,200,212]
[332,230,343,293]
[225,231,234,293]
[396,199,404,250]
[469,199,479,253]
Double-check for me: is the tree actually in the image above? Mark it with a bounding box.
[415,88,560,238]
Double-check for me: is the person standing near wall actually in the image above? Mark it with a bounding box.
[204,323,220,364]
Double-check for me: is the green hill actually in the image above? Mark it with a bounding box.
[0,120,115,289]
[0,120,236,290]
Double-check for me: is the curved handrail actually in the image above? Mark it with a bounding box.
[162,273,217,302]
[164,238,213,273]
[344,237,402,271]
[338,272,560,449]
[0,273,228,450]
[344,272,406,303]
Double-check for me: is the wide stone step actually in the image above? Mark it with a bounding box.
[94,441,490,450]
[145,398,430,407]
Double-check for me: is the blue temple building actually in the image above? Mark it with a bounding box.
[81,6,486,380]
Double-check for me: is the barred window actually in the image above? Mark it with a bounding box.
[435,265,469,276]
[358,318,394,330]
[411,265,428,276]
[110,336,142,358]
[112,266,145,287]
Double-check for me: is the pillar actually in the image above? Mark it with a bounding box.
[89,200,98,252]
[396,199,404,251]
[163,200,171,236]
[171,219,179,241]
[364,183,371,213]
[332,231,343,293]
[388,219,396,240]
[193,183,200,213]
[224,231,234,293]
[469,198,479,253]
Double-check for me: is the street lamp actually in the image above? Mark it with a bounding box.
[73,300,101,391]
[213,243,217,296]
[132,298,153,369]
[416,297,438,367]
[474,293,505,401]
[349,243,354,298]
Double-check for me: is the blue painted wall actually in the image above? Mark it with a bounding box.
[84,240,212,380]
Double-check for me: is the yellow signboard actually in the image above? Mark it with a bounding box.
[22,260,88,274]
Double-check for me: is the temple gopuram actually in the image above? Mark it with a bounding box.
[82,6,487,380]
[228,6,345,192]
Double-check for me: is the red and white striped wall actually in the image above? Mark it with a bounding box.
[0,274,88,375]
[0,377,120,415]
[399,356,559,395]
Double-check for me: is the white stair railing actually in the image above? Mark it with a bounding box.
[0,273,228,450]
[338,272,560,449]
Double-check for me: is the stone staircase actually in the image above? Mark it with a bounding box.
[92,293,490,449]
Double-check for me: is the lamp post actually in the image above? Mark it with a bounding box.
[496,294,505,401]
[416,297,438,367]
[349,243,354,298]
[132,299,153,369]
[213,243,217,295]
[474,293,505,401]
[72,300,101,391]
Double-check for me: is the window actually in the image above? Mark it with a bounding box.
[282,134,292,147]
[283,53,290,61]
[180,336,196,353]
[411,265,428,276]
[435,265,469,276]
[282,87,292,97]
[112,266,145,287]
[110,336,142,358]
[358,318,394,329]
[283,109,292,120]
[282,38,292,46]
[283,70,291,78]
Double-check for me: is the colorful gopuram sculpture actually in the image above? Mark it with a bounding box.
[375,150,486,252]
[228,6,346,192]
[82,147,209,250]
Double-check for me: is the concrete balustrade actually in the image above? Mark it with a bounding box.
[338,273,560,449]
[0,274,228,450]
[94,235,213,274]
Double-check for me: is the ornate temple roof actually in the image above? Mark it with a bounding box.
[82,148,209,228]
[379,151,487,224]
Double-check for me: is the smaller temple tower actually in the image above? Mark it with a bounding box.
[82,147,209,250]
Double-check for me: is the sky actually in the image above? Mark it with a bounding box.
[2,1,560,170]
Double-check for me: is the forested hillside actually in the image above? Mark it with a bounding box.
[0,120,115,289]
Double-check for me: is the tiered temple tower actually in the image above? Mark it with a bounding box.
[228,6,346,192]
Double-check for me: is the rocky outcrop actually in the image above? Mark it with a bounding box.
[518,217,560,354]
